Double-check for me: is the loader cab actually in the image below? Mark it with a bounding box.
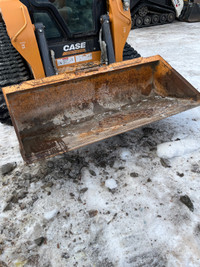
[21,0,106,38]
[21,0,106,63]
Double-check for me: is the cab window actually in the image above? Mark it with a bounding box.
[50,0,95,34]
[33,11,62,39]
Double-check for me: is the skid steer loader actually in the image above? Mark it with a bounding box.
[130,0,200,28]
[0,0,200,163]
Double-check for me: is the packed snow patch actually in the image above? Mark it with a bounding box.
[44,208,59,221]
[0,123,22,165]
[157,138,200,159]
[119,149,132,160]
[105,179,118,190]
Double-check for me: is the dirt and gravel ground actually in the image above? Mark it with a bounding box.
[0,21,200,267]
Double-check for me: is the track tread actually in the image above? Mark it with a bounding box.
[0,21,31,125]
[131,4,176,29]
[123,43,141,60]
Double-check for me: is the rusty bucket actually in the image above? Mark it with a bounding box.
[3,55,200,163]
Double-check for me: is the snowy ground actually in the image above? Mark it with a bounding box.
[0,21,200,267]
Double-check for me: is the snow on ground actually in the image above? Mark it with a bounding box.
[157,137,200,159]
[0,123,23,165]
[0,22,200,267]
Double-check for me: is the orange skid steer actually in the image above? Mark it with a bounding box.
[0,0,200,163]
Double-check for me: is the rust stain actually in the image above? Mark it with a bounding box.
[98,109,153,128]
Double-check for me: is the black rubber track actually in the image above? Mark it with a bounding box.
[131,3,176,29]
[123,43,141,60]
[0,21,31,125]
[131,12,175,29]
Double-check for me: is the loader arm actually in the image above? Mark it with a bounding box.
[0,0,45,79]
[108,0,132,62]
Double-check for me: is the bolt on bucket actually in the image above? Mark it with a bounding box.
[3,55,200,163]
